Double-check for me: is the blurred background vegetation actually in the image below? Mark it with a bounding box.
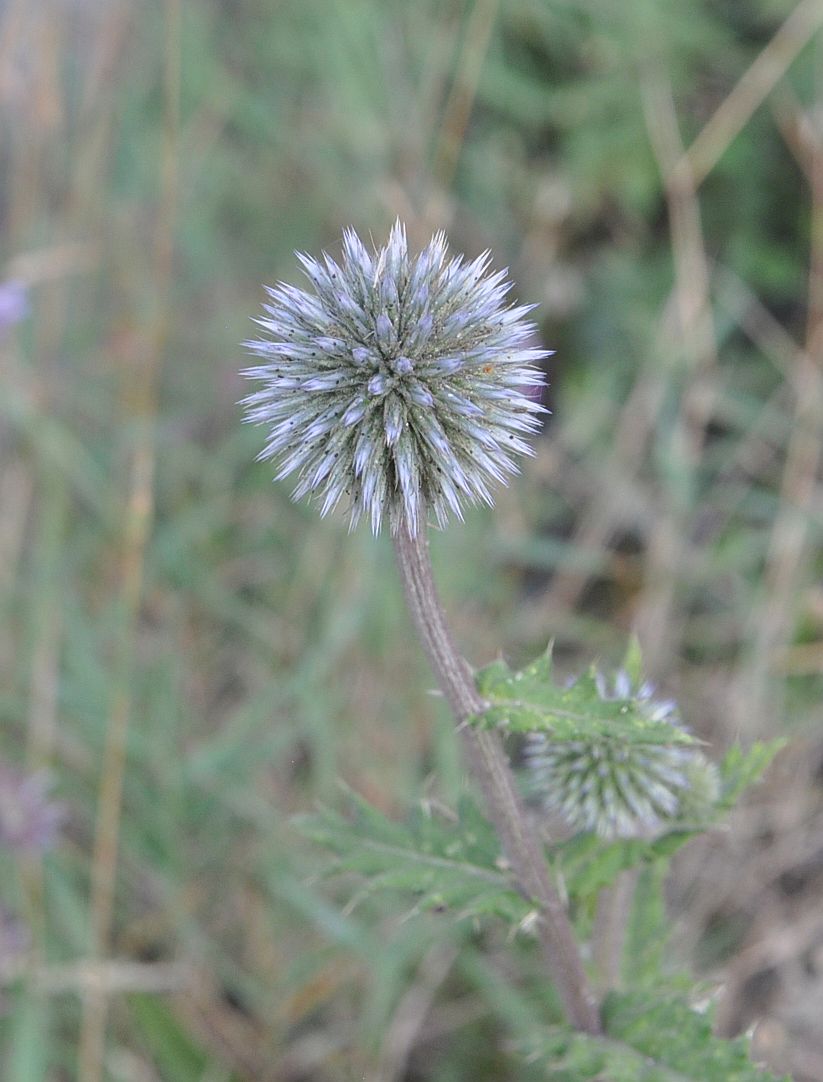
[2,0,823,1078]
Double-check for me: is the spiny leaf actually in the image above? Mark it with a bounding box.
[621,634,645,687]
[474,650,717,838]
[473,653,695,747]
[294,787,532,924]
[521,991,789,1081]
[549,819,719,904]
[621,862,672,987]
[716,740,785,811]
[475,650,780,843]
[602,990,791,1081]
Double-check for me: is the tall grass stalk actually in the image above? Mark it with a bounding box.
[77,2,181,1077]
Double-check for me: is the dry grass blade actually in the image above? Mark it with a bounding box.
[430,0,500,192]
[77,2,181,1078]
[680,0,823,188]
[734,57,823,733]
[633,65,718,671]
[373,943,459,1082]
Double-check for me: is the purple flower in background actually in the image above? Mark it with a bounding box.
[0,280,29,336]
[0,761,64,855]
[242,221,549,535]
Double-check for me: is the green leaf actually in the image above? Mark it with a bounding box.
[6,989,51,1082]
[621,863,671,987]
[474,650,781,853]
[716,740,785,811]
[602,990,791,1081]
[522,991,790,1081]
[473,653,695,747]
[621,635,645,687]
[551,832,645,900]
[295,787,532,925]
[130,995,224,1082]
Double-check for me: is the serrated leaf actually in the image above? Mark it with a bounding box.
[621,635,645,687]
[716,740,785,811]
[602,991,791,1081]
[621,863,670,986]
[295,787,532,924]
[522,992,789,1081]
[130,995,211,1081]
[550,827,699,903]
[473,654,695,747]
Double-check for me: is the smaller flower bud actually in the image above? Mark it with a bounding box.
[525,669,718,839]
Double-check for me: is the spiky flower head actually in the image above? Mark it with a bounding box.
[525,670,719,839]
[242,221,548,534]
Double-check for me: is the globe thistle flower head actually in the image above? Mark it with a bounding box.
[242,221,549,534]
[525,669,718,839]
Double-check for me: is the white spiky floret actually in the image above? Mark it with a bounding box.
[242,221,549,534]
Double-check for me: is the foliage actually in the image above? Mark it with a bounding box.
[298,773,788,1077]
[296,785,532,925]
[474,649,696,744]
[472,648,784,842]
[522,991,791,1081]
[297,732,781,917]
[298,647,783,1078]
[474,648,721,837]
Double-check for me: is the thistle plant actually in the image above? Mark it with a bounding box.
[244,224,785,1077]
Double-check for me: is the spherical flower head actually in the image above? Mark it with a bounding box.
[525,669,719,839]
[242,221,549,534]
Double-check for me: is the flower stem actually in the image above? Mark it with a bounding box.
[393,525,602,1035]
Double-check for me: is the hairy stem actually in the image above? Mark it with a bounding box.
[393,525,601,1035]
